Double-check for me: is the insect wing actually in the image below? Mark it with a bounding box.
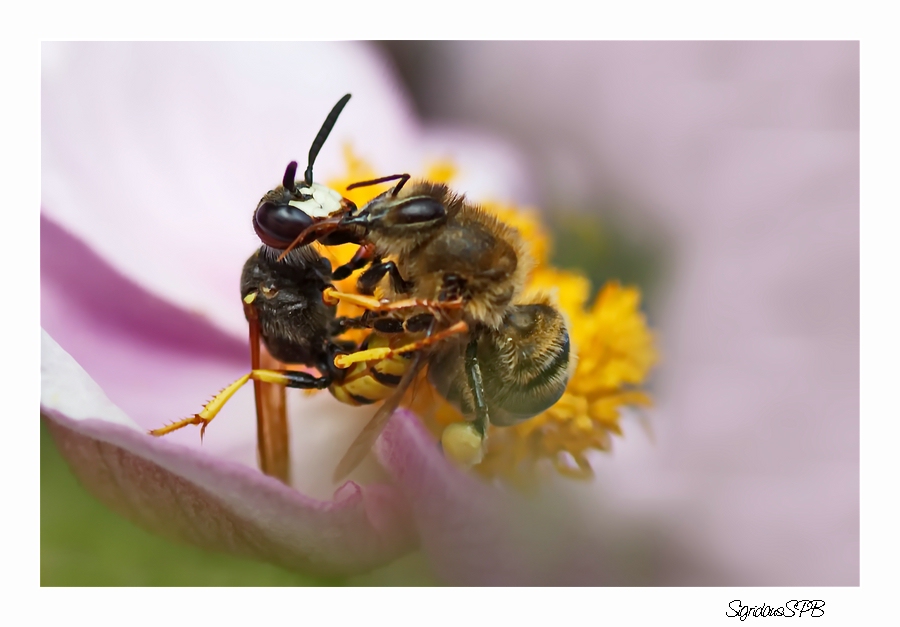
[332,352,425,481]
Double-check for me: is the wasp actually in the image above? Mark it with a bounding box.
[150,94,359,481]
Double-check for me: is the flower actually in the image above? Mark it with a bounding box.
[391,41,859,585]
[41,42,637,584]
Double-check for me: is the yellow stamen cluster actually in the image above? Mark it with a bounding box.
[325,148,658,483]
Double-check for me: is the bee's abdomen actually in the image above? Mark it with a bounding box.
[489,327,571,426]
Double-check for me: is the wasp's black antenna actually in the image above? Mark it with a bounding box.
[305,93,352,186]
[282,161,299,191]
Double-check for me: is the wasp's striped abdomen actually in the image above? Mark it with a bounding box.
[329,333,414,406]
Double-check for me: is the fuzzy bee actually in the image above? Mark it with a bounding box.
[295,175,572,478]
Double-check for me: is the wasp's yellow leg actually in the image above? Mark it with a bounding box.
[149,370,328,439]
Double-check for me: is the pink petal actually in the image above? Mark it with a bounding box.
[42,43,529,340]
[41,330,417,575]
[42,214,400,497]
[416,125,536,204]
[409,41,858,585]
[42,214,252,458]
[376,412,617,585]
[41,42,420,339]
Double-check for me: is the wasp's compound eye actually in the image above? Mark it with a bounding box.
[253,201,314,248]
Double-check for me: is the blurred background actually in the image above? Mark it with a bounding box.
[42,41,858,585]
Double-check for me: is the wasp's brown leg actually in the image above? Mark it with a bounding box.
[244,293,290,483]
[334,320,468,368]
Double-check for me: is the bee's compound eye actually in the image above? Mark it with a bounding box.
[392,197,446,225]
[253,201,314,248]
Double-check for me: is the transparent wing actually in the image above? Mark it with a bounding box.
[332,352,426,481]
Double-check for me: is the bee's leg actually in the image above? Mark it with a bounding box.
[464,338,490,437]
[403,312,436,333]
[370,312,435,334]
[370,317,405,334]
[357,260,414,295]
[323,287,463,314]
[372,297,463,314]
[149,369,330,439]
[336,309,434,336]
[332,243,376,281]
[438,273,466,302]
[333,320,468,368]
[441,338,489,466]
[331,313,374,334]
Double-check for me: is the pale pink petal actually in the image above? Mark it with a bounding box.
[41,42,418,339]
[42,214,399,497]
[42,42,529,341]
[376,412,618,585]
[416,126,536,204]
[375,412,527,584]
[41,330,417,575]
[406,41,858,585]
[42,214,253,460]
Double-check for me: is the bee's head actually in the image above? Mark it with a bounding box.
[334,180,451,258]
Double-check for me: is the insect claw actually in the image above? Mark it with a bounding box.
[148,414,203,437]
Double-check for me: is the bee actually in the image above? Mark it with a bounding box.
[308,177,573,479]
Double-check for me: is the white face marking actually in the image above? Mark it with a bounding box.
[287,183,343,218]
[312,184,342,208]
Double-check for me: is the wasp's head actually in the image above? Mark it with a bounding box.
[253,161,354,249]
